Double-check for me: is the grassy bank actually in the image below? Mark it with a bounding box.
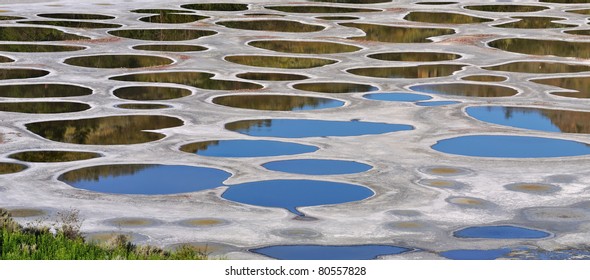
[0,208,207,260]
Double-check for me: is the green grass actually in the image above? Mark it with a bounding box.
[0,208,208,260]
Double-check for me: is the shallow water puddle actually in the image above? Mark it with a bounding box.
[177,218,228,227]
[218,20,324,32]
[461,75,506,82]
[225,119,413,138]
[265,6,380,14]
[131,9,194,14]
[236,72,308,81]
[567,9,590,15]
[463,5,548,13]
[419,166,471,176]
[453,225,551,239]
[433,135,590,158]
[488,38,590,59]
[222,179,374,216]
[0,55,13,63]
[132,44,207,52]
[364,92,432,102]
[139,13,207,24]
[105,217,162,227]
[59,164,230,195]
[387,221,425,230]
[251,245,410,260]
[441,248,512,260]
[415,1,457,5]
[494,16,576,29]
[404,12,493,24]
[108,29,216,41]
[212,95,344,111]
[294,82,377,93]
[447,196,492,208]
[0,101,89,113]
[417,179,465,189]
[113,86,191,100]
[0,69,49,80]
[340,23,454,43]
[116,103,170,110]
[26,115,183,145]
[180,140,318,157]
[315,16,359,21]
[37,13,114,20]
[347,64,466,79]
[244,13,285,17]
[0,26,88,41]
[19,20,122,29]
[484,61,590,74]
[564,29,590,36]
[111,71,262,90]
[368,52,461,62]
[0,163,27,175]
[505,183,560,194]
[466,106,590,134]
[64,54,173,68]
[262,159,372,175]
[411,83,517,97]
[0,84,92,98]
[180,3,249,11]
[0,44,85,52]
[533,76,590,99]
[0,16,25,20]
[9,151,101,162]
[225,55,337,69]
[248,40,360,54]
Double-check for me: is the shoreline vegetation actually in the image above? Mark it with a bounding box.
[0,208,208,260]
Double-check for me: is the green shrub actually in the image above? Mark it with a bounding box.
[0,208,208,260]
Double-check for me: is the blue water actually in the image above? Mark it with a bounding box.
[415,101,460,106]
[453,226,551,239]
[190,140,318,157]
[262,159,372,175]
[466,106,564,133]
[293,99,344,111]
[410,83,517,97]
[222,179,374,216]
[60,164,231,195]
[441,248,512,260]
[363,92,432,102]
[251,245,411,260]
[226,119,413,138]
[212,95,345,111]
[432,135,590,158]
